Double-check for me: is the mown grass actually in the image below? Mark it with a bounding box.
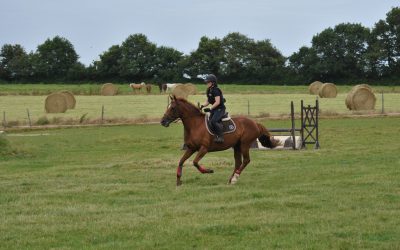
[1,117,400,249]
[1,83,400,96]
[1,92,400,126]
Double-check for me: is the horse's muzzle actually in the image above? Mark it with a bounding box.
[160,119,170,127]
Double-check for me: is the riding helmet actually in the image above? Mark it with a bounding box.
[204,74,217,84]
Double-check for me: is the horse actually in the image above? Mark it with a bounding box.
[129,82,145,93]
[165,83,180,93]
[161,96,279,186]
[145,84,152,94]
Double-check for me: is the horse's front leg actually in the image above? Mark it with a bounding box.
[193,146,214,174]
[177,149,195,186]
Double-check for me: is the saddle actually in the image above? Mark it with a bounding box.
[205,112,236,135]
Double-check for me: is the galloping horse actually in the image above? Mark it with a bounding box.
[161,96,279,186]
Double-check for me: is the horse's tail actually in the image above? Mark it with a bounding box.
[257,123,280,148]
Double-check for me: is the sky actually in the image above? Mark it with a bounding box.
[0,0,398,66]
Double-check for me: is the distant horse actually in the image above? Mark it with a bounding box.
[161,96,279,186]
[145,84,152,94]
[129,82,145,93]
[165,83,180,93]
[161,83,167,93]
[157,83,166,93]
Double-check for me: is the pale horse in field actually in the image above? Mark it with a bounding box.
[165,83,181,93]
[129,82,145,93]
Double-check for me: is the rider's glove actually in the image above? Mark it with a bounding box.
[203,108,211,112]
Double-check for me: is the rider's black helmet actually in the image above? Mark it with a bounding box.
[204,74,217,84]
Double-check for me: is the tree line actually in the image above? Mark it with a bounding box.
[1,7,399,85]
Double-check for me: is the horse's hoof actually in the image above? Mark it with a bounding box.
[206,169,214,174]
[229,173,240,185]
[176,179,182,186]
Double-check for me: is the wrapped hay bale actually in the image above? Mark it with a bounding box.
[183,83,197,95]
[59,90,76,109]
[345,85,376,110]
[45,93,68,113]
[101,83,118,96]
[318,83,337,98]
[308,81,323,95]
[172,84,189,99]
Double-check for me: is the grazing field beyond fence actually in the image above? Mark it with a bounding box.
[1,117,400,249]
[1,92,400,126]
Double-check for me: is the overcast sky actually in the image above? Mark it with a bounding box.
[1,0,398,65]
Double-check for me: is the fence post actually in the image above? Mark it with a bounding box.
[247,100,250,116]
[381,91,384,114]
[2,111,6,128]
[27,109,32,127]
[290,101,296,150]
[101,105,104,124]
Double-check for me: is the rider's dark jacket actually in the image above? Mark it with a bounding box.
[206,85,225,109]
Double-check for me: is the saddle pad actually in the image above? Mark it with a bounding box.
[205,115,236,135]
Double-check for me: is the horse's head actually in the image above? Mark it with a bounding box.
[161,95,181,127]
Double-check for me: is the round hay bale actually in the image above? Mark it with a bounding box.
[308,81,323,95]
[45,93,68,113]
[183,83,197,95]
[318,83,337,98]
[172,85,189,99]
[101,83,118,96]
[353,84,373,92]
[59,90,76,109]
[345,84,374,110]
[345,86,376,110]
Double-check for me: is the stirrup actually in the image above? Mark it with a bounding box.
[214,135,224,143]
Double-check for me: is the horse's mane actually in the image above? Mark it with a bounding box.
[176,98,203,116]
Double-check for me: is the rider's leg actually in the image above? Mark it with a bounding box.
[210,109,225,143]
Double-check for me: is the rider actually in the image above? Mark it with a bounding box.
[200,74,226,143]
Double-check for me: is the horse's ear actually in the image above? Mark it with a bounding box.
[169,95,173,101]
[172,95,177,101]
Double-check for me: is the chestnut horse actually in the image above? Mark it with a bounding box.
[161,96,279,186]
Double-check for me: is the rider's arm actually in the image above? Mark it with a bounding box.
[210,96,220,110]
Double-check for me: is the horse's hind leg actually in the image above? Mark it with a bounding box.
[193,146,214,174]
[228,144,242,184]
[177,149,195,186]
[229,144,251,184]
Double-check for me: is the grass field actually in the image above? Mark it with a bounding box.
[1,83,400,96]
[1,92,400,126]
[1,117,400,249]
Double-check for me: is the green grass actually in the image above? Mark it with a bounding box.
[1,83,400,96]
[1,92,400,126]
[1,117,400,249]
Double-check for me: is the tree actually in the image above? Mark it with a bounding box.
[32,36,79,80]
[369,7,400,77]
[249,39,285,83]
[311,23,370,81]
[221,32,254,81]
[153,46,183,81]
[183,36,223,78]
[93,45,122,80]
[0,44,31,81]
[288,46,321,83]
[119,34,157,81]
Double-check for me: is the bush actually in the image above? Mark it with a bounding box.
[36,116,50,125]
